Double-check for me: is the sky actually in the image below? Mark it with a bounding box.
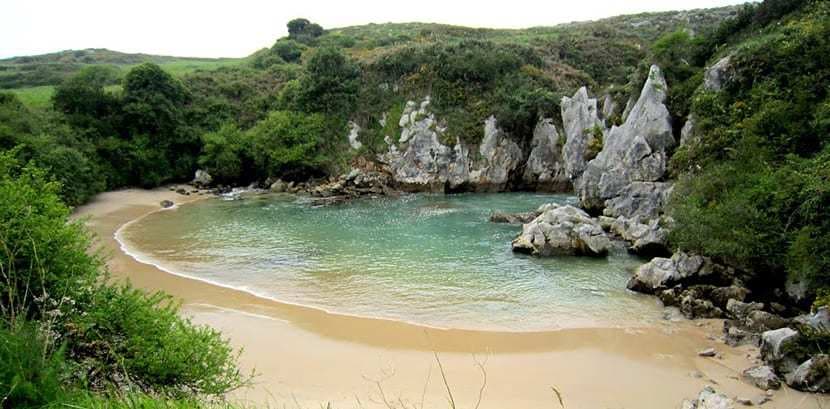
[1,0,749,59]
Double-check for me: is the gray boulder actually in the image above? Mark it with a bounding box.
[742,365,781,390]
[269,179,287,193]
[682,386,735,409]
[704,56,732,92]
[761,328,803,374]
[522,118,569,191]
[794,306,830,330]
[626,252,709,293]
[576,65,674,213]
[561,87,604,181]
[193,169,213,187]
[603,181,673,220]
[512,204,611,257]
[788,354,830,393]
[609,215,670,255]
[160,200,174,208]
[726,299,764,321]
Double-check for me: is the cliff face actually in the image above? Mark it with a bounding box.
[367,65,675,216]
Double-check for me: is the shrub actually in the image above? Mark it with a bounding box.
[0,151,101,324]
[59,284,246,396]
[198,124,255,184]
[0,323,68,409]
[250,110,333,179]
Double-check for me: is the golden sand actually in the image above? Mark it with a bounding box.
[73,187,829,408]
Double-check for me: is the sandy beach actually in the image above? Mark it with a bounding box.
[73,187,830,409]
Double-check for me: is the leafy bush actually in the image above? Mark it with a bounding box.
[250,110,333,179]
[198,124,255,183]
[669,0,830,291]
[0,323,68,409]
[59,284,245,396]
[0,151,101,323]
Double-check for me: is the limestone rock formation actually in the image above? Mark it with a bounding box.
[511,204,611,257]
[704,56,732,92]
[561,87,604,181]
[193,169,213,187]
[576,65,674,214]
[522,118,569,191]
[347,121,362,150]
[468,116,524,192]
[626,252,710,293]
[681,386,735,409]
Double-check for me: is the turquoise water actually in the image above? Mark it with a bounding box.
[119,192,664,331]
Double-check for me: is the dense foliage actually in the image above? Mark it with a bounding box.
[0,151,245,408]
[668,0,830,292]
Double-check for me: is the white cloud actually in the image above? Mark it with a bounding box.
[0,0,748,59]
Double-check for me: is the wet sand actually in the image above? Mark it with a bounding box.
[74,187,829,409]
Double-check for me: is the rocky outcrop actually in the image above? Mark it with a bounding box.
[561,87,604,181]
[704,56,732,92]
[680,115,696,147]
[468,116,524,192]
[347,121,362,150]
[381,97,469,192]
[761,328,803,374]
[381,98,568,193]
[522,118,569,191]
[511,204,611,257]
[604,181,673,220]
[490,211,540,224]
[576,65,674,214]
[308,167,394,205]
[608,215,670,255]
[193,169,213,187]
[626,252,713,293]
[789,355,830,393]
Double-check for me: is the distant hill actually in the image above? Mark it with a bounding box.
[0,48,242,89]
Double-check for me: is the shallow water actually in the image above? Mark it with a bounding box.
[118,192,664,331]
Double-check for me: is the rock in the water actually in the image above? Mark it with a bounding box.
[561,87,604,181]
[742,365,781,390]
[704,56,732,92]
[788,354,830,393]
[761,328,803,374]
[160,200,174,208]
[270,179,287,193]
[490,211,540,224]
[192,169,213,187]
[511,204,611,257]
[522,118,569,191]
[576,65,674,214]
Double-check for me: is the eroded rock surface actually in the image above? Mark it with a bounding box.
[511,204,610,257]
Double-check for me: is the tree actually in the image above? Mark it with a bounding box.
[198,124,255,183]
[287,18,324,44]
[289,47,359,117]
[52,65,120,138]
[249,110,328,178]
[271,39,305,63]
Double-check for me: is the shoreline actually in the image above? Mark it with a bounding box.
[73,186,829,408]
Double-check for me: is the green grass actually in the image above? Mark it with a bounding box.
[9,85,55,109]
